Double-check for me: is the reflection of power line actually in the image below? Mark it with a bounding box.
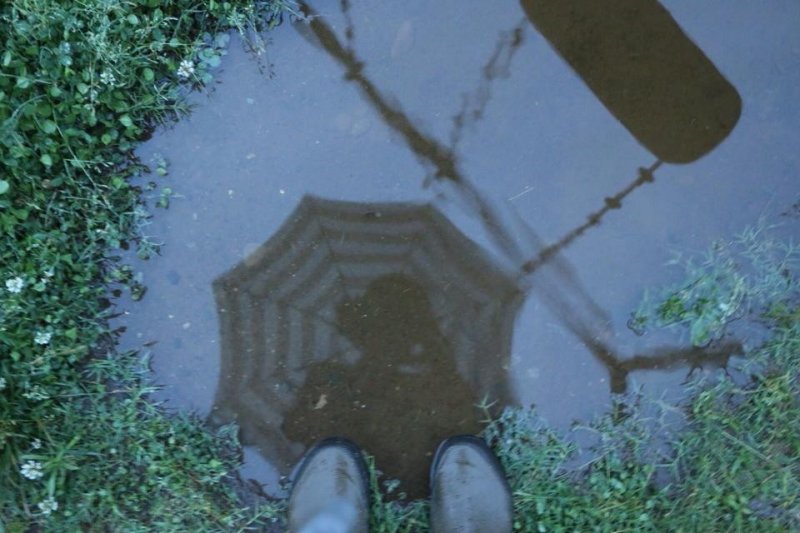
[296,1,660,274]
[521,161,662,273]
[293,2,740,393]
[295,2,459,183]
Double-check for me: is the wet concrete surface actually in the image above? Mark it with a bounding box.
[114,0,800,496]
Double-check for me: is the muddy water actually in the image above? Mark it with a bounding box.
[115,0,800,497]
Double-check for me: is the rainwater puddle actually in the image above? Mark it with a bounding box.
[115,0,800,497]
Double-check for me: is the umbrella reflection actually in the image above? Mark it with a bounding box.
[209,196,523,495]
[293,1,745,398]
[283,274,486,496]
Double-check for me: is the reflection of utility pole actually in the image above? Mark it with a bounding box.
[294,1,742,394]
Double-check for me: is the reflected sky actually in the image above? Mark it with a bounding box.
[114,0,800,494]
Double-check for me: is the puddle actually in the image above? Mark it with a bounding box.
[207,196,521,497]
[115,0,800,496]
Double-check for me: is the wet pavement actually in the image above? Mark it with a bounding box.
[115,0,800,497]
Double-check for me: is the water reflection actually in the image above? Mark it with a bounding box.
[295,0,662,271]
[209,196,522,494]
[520,161,662,272]
[294,0,744,399]
[448,19,528,153]
[108,0,799,497]
[521,0,742,163]
[294,2,527,264]
[284,274,486,497]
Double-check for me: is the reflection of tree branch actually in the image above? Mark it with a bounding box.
[293,2,736,394]
[557,304,743,393]
[450,19,527,151]
[532,245,744,393]
[339,0,356,50]
[626,342,742,375]
[297,1,530,266]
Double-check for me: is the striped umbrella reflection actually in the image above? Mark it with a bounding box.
[209,195,523,488]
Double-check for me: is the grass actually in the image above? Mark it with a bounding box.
[1,0,798,530]
[479,220,800,532]
[0,0,295,530]
[629,221,798,346]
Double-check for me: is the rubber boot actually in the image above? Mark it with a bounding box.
[430,435,513,532]
[288,437,370,533]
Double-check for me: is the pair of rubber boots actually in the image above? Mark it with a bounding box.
[288,435,512,532]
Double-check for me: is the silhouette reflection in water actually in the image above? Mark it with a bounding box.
[283,274,484,497]
[209,195,523,496]
[294,1,745,398]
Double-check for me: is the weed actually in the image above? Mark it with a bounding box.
[1,0,797,529]
[630,219,799,345]
[0,0,296,529]
[477,219,800,531]
[366,455,428,532]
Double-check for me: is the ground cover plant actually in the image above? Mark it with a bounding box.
[1,0,797,530]
[0,1,294,530]
[367,221,800,531]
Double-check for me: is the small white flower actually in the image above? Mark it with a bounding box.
[31,439,42,450]
[22,386,49,401]
[0,377,6,390]
[5,277,24,294]
[177,59,195,79]
[99,70,116,86]
[20,460,44,480]
[34,331,52,345]
[37,496,58,515]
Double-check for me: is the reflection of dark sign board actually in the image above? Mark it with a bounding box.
[522,0,742,163]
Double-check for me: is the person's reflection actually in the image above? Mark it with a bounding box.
[282,274,483,498]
